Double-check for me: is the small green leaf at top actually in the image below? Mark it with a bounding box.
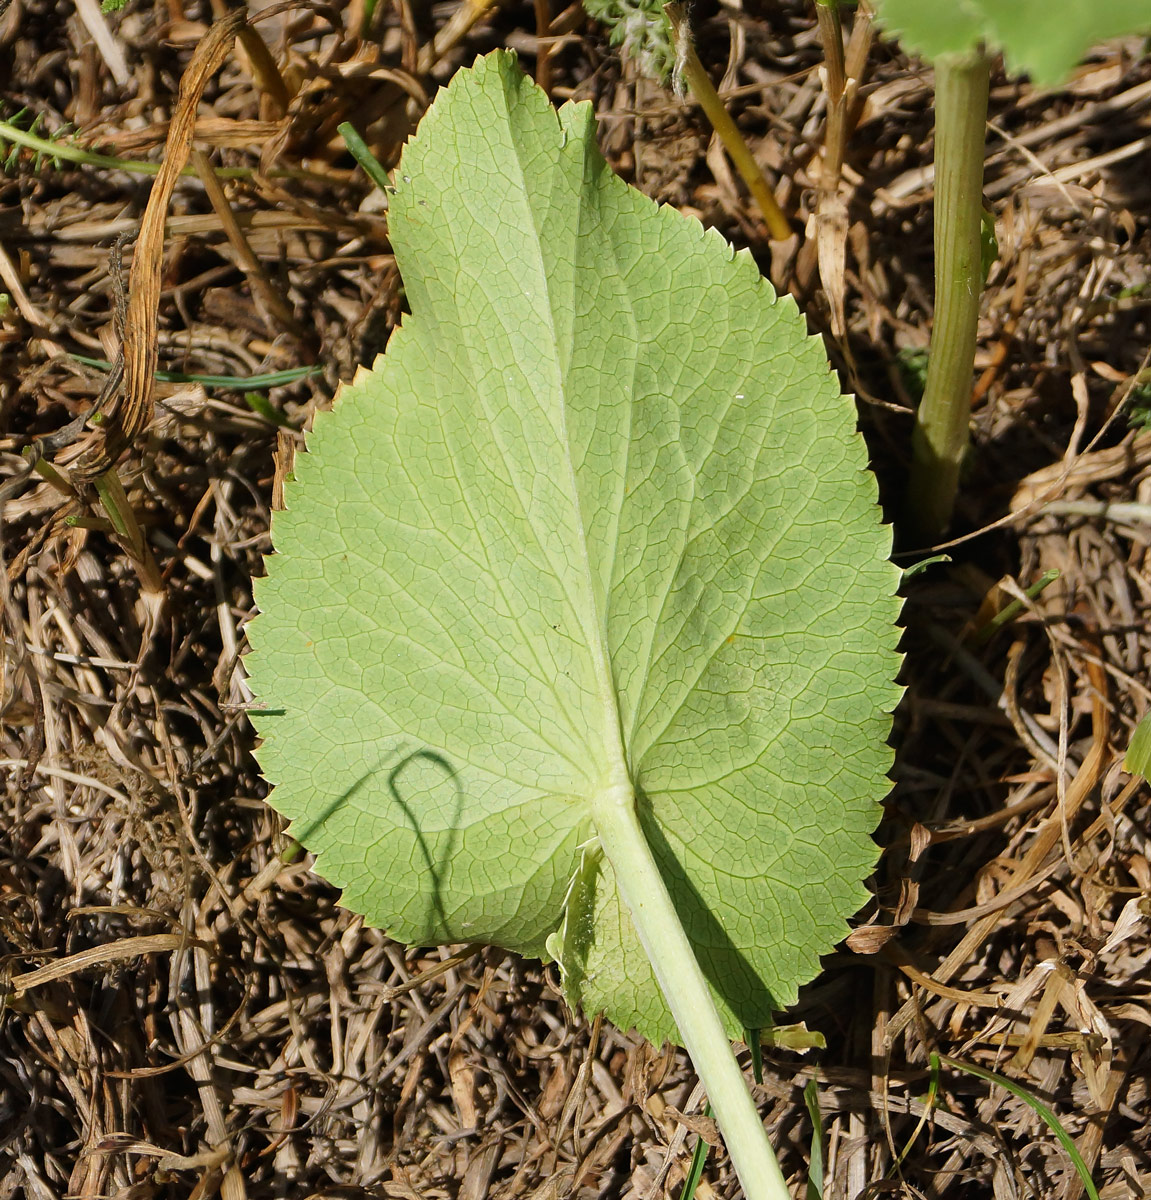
[872,0,1151,85]
[1123,379,1151,431]
[247,52,902,1046]
[583,0,674,80]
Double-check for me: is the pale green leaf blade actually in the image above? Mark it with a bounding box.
[872,0,1151,84]
[870,0,986,62]
[1124,713,1151,777]
[247,51,902,1043]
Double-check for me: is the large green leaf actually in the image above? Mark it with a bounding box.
[247,52,901,1045]
[872,0,1151,84]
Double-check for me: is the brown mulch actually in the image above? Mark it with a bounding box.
[1,0,1150,1196]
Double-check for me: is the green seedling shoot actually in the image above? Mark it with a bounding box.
[933,1053,1101,1199]
[248,53,902,1200]
[871,1,1151,540]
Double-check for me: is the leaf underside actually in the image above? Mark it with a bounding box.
[872,0,1151,84]
[248,52,902,1044]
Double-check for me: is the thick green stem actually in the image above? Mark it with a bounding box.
[591,779,791,1200]
[906,50,991,542]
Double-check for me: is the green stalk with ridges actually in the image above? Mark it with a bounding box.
[906,50,990,540]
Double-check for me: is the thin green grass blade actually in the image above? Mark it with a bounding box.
[893,1056,940,1170]
[972,569,1060,645]
[935,1053,1100,1200]
[338,122,392,194]
[0,118,326,182]
[68,353,318,390]
[677,1102,713,1200]
[803,1080,824,1200]
[748,1028,765,1084]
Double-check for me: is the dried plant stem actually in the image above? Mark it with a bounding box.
[237,23,290,117]
[417,0,503,74]
[191,148,303,337]
[813,1,850,338]
[664,3,790,242]
[92,469,164,595]
[532,0,552,92]
[906,50,991,540]
[815,1,846,181]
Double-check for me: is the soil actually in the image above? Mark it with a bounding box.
[1,1,1150,1197]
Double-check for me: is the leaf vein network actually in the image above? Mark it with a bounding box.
[426,164,595,771]
[615,298,702,756]
[374,366,589,776]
